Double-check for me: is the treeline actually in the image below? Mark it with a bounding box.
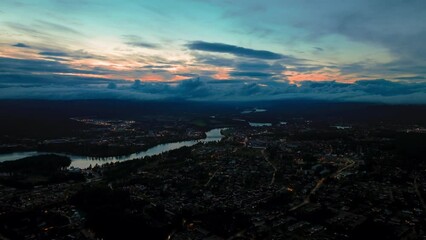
[0,154,84,188]
[0,154,71,175]
[103,146,194,180]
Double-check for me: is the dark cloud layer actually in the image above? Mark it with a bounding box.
[194,54,235,67]
[186,41,284,60]
[191,52,288,80]
[2,53,424,104]
[39,51,69,57]
[1,70,426,104]
[12,43,31,48]
[0,57,100,75]
[230,71,273,78]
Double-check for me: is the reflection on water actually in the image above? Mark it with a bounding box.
[333,125,352,130]
[241,108,267,114]
[248,122,272,127]
[0,128,226,169]
[0,152,40,162]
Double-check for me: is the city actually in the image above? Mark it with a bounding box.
[1,0,426,239]
[0,102,425,239]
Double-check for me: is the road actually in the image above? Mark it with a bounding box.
[290,158,355,212]
[204,168,220,187]
[261,149,277,186]
[414,175,426,211]
[289,178,325,212]
[332,158,355,178]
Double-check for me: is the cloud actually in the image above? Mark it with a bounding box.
[39,51,69,57]
[0,85,166,101]
[107,82,117,89]
[188,45,302,81]
[3,0,426,84]
[186,41,284,60]
[12,43,31,48]
[35,20,82,35]
[395,76,425,81]
[126,41,159,49]
[235,61,285,72]
[173,73,199,77]
[230,71,273,78]
[131,79,142,89]
[338,60,426,80]
[0,73,120,86]
[193,53,290,80]
[200,0,426,79]
[190,53,288,80]
[6,22,47,37]
[290,65,325,73]
[1,72,426,104]
[175,78,210,97]
[40,49,102,60]
[0,57,105,76]
[193,54,235,67]
[0,54,183,84]
[122,35,159,49]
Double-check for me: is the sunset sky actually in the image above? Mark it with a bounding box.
[1,0,426,103]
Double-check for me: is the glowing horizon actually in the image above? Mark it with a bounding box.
[1,0,426,103]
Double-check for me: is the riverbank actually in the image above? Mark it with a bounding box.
[0,128,226,169]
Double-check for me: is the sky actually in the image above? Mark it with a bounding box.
[1,0,426,103]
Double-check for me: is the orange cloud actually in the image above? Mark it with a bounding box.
[172,75,192,81]
[0,46,44,60]
[212,68,231,80]
[54,72,114,79]
[140,74,165,82]
[285,70,354,83]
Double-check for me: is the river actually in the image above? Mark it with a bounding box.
[0,128,226,169]
[248,122,272,127]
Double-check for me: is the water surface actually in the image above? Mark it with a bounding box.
[248,122,272,127]
[0,128,226,169]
